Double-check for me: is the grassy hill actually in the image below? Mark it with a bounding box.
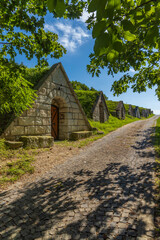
[75,90,100,118]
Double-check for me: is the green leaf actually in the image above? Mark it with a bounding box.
[107,49,119,62]
[47,0,57,12]
[55,0,65,17]
[122,20,135,32]
[96,0,107,20]
[107,0,121,10]
[88,0,99,12]
[124,31,136,41]
[146,26,159,45]
[113,40,124,52]
[94,33,110,56]
[92,21,106,38]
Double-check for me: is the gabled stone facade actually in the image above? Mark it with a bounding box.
[92,92,109,123]
[116,101,125,119]
[128,104,134,117]
[141,109,148,118]
[1,63,91,140]
[134,106,141,118]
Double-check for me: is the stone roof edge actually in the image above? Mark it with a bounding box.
[59,63,92,130]
[34,63,60,90]
[116,101,125,111]
[101,92,110,116]
[92,91,110,116]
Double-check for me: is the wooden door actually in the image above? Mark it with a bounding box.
[51,105,59,139]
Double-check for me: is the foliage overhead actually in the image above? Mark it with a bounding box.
[47,0,160,99]
[1,0,160,117]
[85,0,160,99]
[0,0,85,114]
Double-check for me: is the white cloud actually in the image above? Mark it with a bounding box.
[153,110,160,115]
[44,24,56,33]
[79,10,91,23]
[129,68,136,73]
[44,22,90,52]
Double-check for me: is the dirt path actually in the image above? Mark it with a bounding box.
[0,116,158,240]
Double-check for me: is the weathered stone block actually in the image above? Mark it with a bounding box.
[70,102,78,109]
[38,88,47,95]
[19,117,35,126]
[77,120,86,125]
[5,141,23,149]
[11,126,25,135]
[42,118,51,125]
[97,131,104,135]
[25,126,35,135]
[38,104,50,110]
[69,131,92,141]
[39,109,49,118]
[45,126,51,134]
[35,126,46,134]
[38,95,47,103]
[20,136,54,148]
[35,117,43,126]
[27,108,36,117]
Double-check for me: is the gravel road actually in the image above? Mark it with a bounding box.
[0,116,158,240]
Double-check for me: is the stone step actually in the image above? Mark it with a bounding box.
[69,131,92,141]
[5,141,23,149]
[20,136,54,149]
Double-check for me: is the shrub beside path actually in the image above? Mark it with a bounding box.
[0,116,158,240]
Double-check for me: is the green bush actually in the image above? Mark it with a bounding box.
[75,90,100,118]
[23,67,50,87]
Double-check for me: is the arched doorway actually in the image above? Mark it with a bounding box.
[51,97,68,140]
[99,102,104,123]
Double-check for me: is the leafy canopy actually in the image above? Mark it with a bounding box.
[0,0,85,114]
[48,0,160,99]
[85,0,160,99]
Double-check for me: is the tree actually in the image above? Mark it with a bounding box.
[86,0,160,99]
[0,0,85,114]
[48,0,160,99]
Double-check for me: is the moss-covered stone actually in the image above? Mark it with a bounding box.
[5,141,23,149]
[20,136,54,149]
[69,131,92,141]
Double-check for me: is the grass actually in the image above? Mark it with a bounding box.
[154,117,160,237]
[0,140,36,186]
[89,115,141,134]
[55,115,154,148]
[0,114,154,187]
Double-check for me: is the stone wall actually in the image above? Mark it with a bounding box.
[92,94,109,122]
[1,64,91,140]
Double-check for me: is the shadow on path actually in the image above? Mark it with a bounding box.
[0,127,156,240]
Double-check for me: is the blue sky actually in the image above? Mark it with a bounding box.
[16,11,160,114]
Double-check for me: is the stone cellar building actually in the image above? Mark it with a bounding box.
[128,104,134,117]
[134,106,141,119]
[116,101,125,119]
[1,63,91,140]
[92,91,109,123]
